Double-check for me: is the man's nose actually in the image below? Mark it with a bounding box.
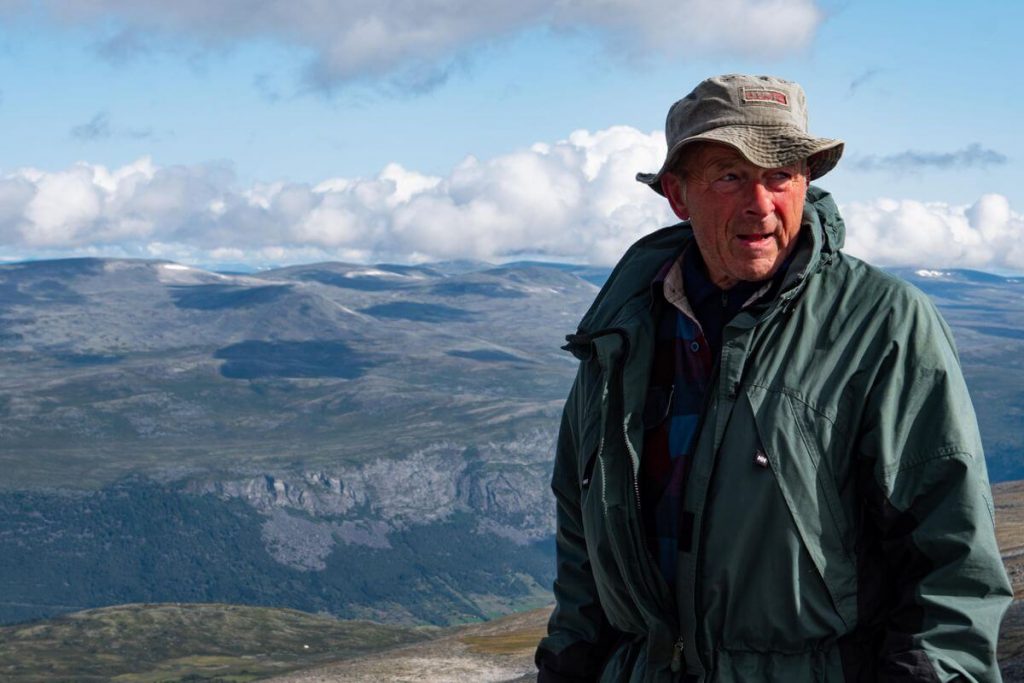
[743,181,774,218]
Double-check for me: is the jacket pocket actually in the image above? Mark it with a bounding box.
[746,384,858,629]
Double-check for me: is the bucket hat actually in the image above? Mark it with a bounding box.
[636,74,844,196]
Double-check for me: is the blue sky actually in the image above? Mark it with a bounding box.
[0,0,1021,271]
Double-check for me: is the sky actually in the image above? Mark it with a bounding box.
[0,0,1021,272]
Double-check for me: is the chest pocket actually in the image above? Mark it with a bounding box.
[746,384,858,628]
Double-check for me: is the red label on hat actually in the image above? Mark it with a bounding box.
[742,88,789,106]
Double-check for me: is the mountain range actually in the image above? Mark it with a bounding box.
[0,257,1021,628]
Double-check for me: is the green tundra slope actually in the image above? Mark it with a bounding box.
[0,602,431,682]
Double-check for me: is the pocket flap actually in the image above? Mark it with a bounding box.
[746,384,858,627]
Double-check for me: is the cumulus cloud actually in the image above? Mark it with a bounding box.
[3,127,1022,272]
[11,0,823,90]
[843,194,1024,271]
[850,143,1008,172]
[0,127,674,266]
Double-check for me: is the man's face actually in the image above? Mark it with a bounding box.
[661,143,808,289]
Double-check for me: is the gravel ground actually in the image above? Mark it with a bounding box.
[266,608,547,683]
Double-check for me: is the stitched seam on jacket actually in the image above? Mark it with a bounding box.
[745,381,850,440]
[787,393,848,548]
[881,446,972,476]
[786,393,854,624]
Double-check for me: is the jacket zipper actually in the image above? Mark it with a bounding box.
[685,292,790,674]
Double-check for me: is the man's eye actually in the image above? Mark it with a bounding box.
[709,172,742,193]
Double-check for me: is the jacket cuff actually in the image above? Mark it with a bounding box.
[536,640,609,682]
[878,649,945,683]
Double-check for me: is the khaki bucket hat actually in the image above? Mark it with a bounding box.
[637,74,844,196]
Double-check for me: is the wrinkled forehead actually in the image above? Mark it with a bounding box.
[681,141,807,175]
[684,142,744,167]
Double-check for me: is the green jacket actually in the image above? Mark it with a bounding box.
[536,187,1012,682]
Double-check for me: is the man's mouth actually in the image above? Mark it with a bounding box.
[737,233,773,243]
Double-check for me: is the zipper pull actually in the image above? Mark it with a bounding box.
[754,449,770,468]
[671,636,685,672]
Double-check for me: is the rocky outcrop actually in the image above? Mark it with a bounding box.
[191,432,558,570]
[260,508,393,570]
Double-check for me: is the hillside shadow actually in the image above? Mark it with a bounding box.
[214,340,371,379]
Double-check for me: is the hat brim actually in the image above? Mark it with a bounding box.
[637,125,844,197]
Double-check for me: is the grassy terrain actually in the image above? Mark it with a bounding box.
[0,603,431,682]
[265,606,550,682]
[460,626,548,656]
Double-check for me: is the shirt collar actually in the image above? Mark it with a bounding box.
[651,235,801,317]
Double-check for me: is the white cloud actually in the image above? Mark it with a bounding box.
[2,127,1021,273]
[843,194,1024,272]
[11,0,823,89]
[0,126,671,266]
[23,165,103,246]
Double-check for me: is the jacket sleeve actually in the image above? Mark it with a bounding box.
[857,292,1012,682]
[535,374,617,682]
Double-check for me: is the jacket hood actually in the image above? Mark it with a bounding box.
[573,185,845,338]
[810,185,845,253]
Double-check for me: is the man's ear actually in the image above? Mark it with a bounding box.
[661,173,690,221]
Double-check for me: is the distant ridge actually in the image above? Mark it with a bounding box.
[0,256,1021,635]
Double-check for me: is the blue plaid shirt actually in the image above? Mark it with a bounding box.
[641,245,788,591]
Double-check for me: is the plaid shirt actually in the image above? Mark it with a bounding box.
[641,245,784,591]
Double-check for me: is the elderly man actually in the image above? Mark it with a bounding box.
[535,74,1012,682]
